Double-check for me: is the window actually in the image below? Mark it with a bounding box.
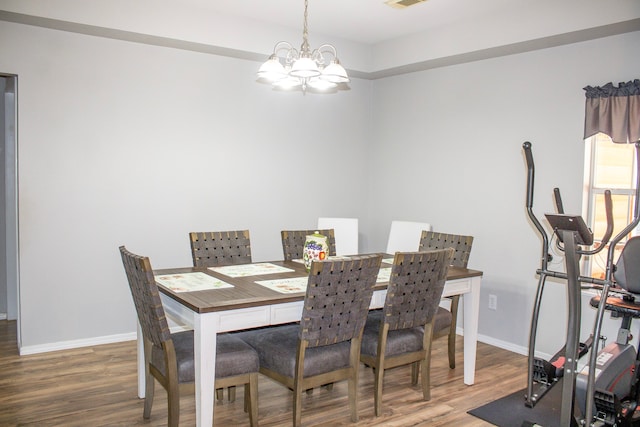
[583,133,638,279]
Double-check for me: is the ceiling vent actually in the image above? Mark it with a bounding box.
[384,0,427,9]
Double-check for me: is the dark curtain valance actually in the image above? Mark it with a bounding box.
[583,79,640,144]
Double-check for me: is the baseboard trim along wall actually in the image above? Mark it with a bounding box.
[19,331,137,356]
[16,326,532,358]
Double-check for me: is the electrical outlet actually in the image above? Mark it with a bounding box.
[488,294,497,310]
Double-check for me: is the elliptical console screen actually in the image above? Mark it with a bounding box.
[544,213,594,246]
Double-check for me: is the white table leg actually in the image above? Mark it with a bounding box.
[137,322,145,398]
[462,275,481,385]
[194,312,219,427]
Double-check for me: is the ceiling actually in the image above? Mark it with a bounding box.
[1,0,639,77]
[181,0,517,45]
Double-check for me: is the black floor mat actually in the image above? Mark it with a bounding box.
[468,380,568,427]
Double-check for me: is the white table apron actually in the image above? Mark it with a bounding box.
[136,275,481,427]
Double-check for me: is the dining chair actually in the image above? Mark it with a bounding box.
[188,229,252,402]
[189,230,252,267]
[360,249,454,416]
[317,217,359,255]
[419,231,474,369]
[236,254,382,426]
[385,220,432,254]
[119,246,259,427]
[280,229,337,261]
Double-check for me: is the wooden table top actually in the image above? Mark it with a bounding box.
[155,254,483,314]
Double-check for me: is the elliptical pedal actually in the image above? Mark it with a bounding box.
[594,389,639,427]
[533,357,560,385]
[594,390,619,426]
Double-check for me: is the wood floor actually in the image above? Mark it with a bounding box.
[0,320,528,426]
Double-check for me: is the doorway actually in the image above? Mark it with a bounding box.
[1,74,19,347]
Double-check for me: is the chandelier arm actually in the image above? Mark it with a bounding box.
[317,44,338,59]
[272,41,294,55]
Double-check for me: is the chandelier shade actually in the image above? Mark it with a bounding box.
[256,0,349,93]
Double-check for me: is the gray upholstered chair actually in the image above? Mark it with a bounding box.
[119,246,259,427]
[419,231,474,369]
[280,229,337,261]
[360,249,454,416]
[189,230,252,267]
[237,254,382,426]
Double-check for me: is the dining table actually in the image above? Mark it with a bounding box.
[138,254,483,427]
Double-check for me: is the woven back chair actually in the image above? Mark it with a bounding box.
[236,254,382,426]
[119,246,259,427]
[419,231,474,369]
[280,229,337,261]
[360,249,454,416]
[188,230,253,402]
[189,230,252,267]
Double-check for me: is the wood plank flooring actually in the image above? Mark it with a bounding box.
[0,320,528,426]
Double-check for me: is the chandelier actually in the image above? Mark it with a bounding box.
[257,0,350,93]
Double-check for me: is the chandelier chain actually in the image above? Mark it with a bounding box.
[301,0,310,55]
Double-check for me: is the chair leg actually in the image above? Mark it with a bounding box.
[447,331,456,369]
[143,373,154,419]
[167,383,180,427]
[228,385,236,402]
[411,361,419,385]
[448,295,460,369]
[373,365,385,417]
[247,375,259,427]
[349,340,361,422]
[216,387,224,401]
[293,384,303,427]
[421,324,435,402]
[420,357,431,401]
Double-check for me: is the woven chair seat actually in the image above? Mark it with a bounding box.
[236,325,351,378]
[361,311,423,357]
[151,331,259,383]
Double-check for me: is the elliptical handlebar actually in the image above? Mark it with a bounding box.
[523,141,614,259]
[553,188,564,214]
[523,141,551,269]
[579,189,613,256]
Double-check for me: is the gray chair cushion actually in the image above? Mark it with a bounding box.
[361,310,424,358]
[152,330,259,383]
[433,306,452,333]
[235,324,351,378]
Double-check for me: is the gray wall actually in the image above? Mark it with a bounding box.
[367,32,640,355]
[0,16,638,356]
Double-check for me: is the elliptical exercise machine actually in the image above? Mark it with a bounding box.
[522,140,640,426]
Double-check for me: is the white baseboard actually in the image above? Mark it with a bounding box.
[19,331,137,356]
[0,313,7,320]
[17,326,543,359]
[477,332,529,356]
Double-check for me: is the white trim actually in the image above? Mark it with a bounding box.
[0,313,6,320]
[19,331,136,355]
